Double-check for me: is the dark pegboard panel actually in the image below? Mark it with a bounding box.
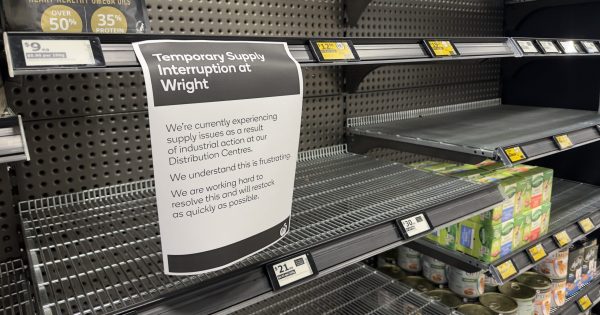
[365,148,446,165]
[302,67,343,97]
[0,166,19,261]
[145,0,344,37]
[356,61,501,93]
[346,80,500,118]
[299,96,345,151]
[347,0,504,37]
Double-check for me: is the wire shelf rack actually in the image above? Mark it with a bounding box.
[0,259,36,315]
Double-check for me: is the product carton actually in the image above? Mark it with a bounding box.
[426,225,457,251]
[582,240,598,286]
[457,220,478,257]
[505,165,554,210]
[530,202,551,241]
[438,164,479,175]
[420,163,459,173]
[567,245,584,296]
[540,202,551,236]
[513,210,531,249]
[475,171,521,224]
[457,219,514,263]
[476,159,506,171]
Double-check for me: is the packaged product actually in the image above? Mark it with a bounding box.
[581,240,598,286]
[513,210,531,249]
[425,290,462,309]
[422,255,448,284]
[457,219,514,262]
[438,164,479,175]
[479,293,518,315]
[420,162,458,173]
[516,272,552,315]
[566,245,584,296]
[530,203,551,241]
[540,203,551,236]
[397,246,422,273]
[550,278,566,308]
[505,165,553,210]
[477,171,521,223]
[535,247,568,279]
[499,281,536,315]
[447,266,485,298]
[376,249,398,267]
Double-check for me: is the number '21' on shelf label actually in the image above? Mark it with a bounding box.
[267,253,318,290]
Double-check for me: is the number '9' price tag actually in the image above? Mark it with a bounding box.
[266,252,318,290]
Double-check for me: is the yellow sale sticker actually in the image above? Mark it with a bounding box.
[578,295,592,311]
[554,134,574,150]
[315,41,356,61]
[527,244,547,262]
[504,146,527,163]
[427,40,458,57]
[497,260,518,280]
[554,231,571,247]
[578,218,595,233]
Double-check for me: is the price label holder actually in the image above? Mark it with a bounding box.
[395,213,432,239]
[266,252,318,290]
[577,295,593,311]
[309,40,360,62]
[5,34,105,76]
[554,134,574,150]
[581,41,600,54]
[503,146,528,163]
[553,230,571,248]
[423,40,460,57]
[516,40,540,54]
[536,40,562,54]
[495,259,518,281]
[558,40,583,54]
[526,244,547,263]
[578,218,595,233]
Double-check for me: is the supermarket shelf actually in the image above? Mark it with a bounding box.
[406,178,600,284]
[0,259,36,315]
[511,37,600,57]
[551,269,600,315]
[0,108,29,164]
[3,32,514,76]
[226,263,454,315]
[18,145,502,315]
[347,99,600,166]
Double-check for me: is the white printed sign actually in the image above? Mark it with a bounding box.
[270,254,315,288]
[133,40,303,275]
[399,214,431,238]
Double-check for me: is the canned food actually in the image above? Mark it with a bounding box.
[402,276,436,292]
[485,275,500,293]
[377,264,407,281]
[535,247,568,279]
[479,293,518,315]
[550,279,566,308]
[426,289,461,309]
[447,266,485,298]
[422,255,448,284]
[456,304,496,315]
[376,249,398,267]
[516,272,552,315]
[499,281,536,315]
[398,246,422,273]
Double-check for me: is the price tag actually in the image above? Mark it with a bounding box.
[309,40,359,62]
[554,134,574,150]
[553,230,571,248]
[558,40,581,54]
[266,253,318,290]
[578,218,595,233]
[424,40,459,57]
[496,259,518,281]
[22,39,96,66]
[577,295,593,311]
[516,40,539,54]
[396,213,432,239]
[581,41,600,54]
[537,40,561,54]
[504,146,527,163]
[527,244,547,263]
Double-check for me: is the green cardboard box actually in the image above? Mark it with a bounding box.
[504,165,553,210]
[475,171,521,224]
[540,202,551,236]
[457,219,514,263]
[513,210,531,249]
[529,203,551,242]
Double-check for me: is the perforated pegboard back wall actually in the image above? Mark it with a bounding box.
[0,166,18,261]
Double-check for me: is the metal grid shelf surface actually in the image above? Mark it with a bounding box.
[229,264,455,315]
[551,268,600,315]
[348,102,600,166]
[406,178,600,284]
[19,147,501,315]
[0,259,36,315]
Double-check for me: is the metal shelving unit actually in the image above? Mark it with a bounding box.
[406,178,600,284]
[347,99,600,166]
[0,108,29,164]
[227,264,455,315]
[18,145,501,315]
[551,268,600,315]
[0,259,36,315]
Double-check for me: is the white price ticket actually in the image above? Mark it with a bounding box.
[22,39,95,66]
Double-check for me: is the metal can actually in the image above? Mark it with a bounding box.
[516,272,552,315]
[456,304,496,315]
[401,276,436,293]
[550,278,566,308]
[378,264,407,281]
[447,266,485,298]
[485,275,500,293]
[479,293,518,315]
[426,289,462,309]
[535,247,568,279]
[499,281,536,315]
[422,255,448,284]
[397,246,422,273]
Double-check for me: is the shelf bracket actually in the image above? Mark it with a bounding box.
[344,64,381,93]
[344,0,372,27]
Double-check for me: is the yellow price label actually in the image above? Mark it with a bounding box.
[578,295,592,311]
[578,218,595,233]
[504,146,527,163]
[315,41,356,61]
[554,231,571,247]
[527,244,547,262]
[496,260,518,280]
[426,40,458,57]
[554,134,574,150]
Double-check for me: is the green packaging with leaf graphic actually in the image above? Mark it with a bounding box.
[504,165,553,210]
[420,163,458,173]
[457,219,514,263]
[540,202,551,236]
[513,210,531,249]
[529,202,551,241]
[475,171,522,224]
[428,225,457,250]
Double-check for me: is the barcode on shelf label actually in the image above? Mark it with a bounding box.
[504,146,527,163]
[266,253,317,290]
[22,39,96,66]
[538,40,561,54]
[577,295,592,311]
[578,218,595,233]
[527,244,547,263]
[554,134,574,150]
[309,40,359,62]
[496,259,518,281]
[397,213,432,238]
[424,40,459,57]
[553,230,571,248]
[581,41,600,54]
[559,40,580,54]
[517,40,539,53]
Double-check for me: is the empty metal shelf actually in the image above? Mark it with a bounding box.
[229,264,454,315]
[0,259,36,315]
[348,100,600,166]
[19,145,501,315]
